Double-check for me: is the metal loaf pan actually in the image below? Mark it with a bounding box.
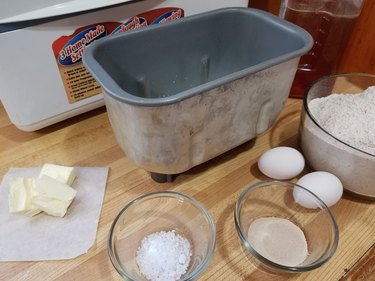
[83,7,313,179]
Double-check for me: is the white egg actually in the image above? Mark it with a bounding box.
[258,147,305,180]
[294,171,343,208]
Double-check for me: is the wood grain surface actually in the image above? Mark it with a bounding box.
[0,98,374,281]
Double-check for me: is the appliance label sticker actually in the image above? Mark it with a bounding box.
[52,8,184,104]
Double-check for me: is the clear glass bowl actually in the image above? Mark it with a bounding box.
[108,191,216,280]
[234,181,339,273]
[300,73,375,199]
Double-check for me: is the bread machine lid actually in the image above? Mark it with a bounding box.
[0,0,135,24]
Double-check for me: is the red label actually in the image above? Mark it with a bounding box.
[52,7,184,104]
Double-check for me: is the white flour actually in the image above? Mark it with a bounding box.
[136,230,192,281]
[308,86,375,155]
[301,86,375,197]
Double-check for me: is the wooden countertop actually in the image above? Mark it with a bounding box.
[0,99,374,281]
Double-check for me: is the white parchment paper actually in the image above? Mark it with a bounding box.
[0,167,108,261]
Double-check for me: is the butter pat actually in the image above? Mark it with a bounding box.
[39,163,76,186]
[8,177,41,216]
[33,175,77,217]
[8,164,78,218]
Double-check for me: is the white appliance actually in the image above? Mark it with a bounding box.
[0,0,248,131]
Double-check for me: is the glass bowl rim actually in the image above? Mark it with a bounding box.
[107,190,217,280]
[303,72,375,157]
[234,180,339,272]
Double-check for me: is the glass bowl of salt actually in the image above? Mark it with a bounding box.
[234,180,339,273]
[300,73,375,199]
[108,191,216,281]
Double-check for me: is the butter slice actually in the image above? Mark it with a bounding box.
[33,175,77,217]
[8,177,41,216]
[39,163,76,186]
